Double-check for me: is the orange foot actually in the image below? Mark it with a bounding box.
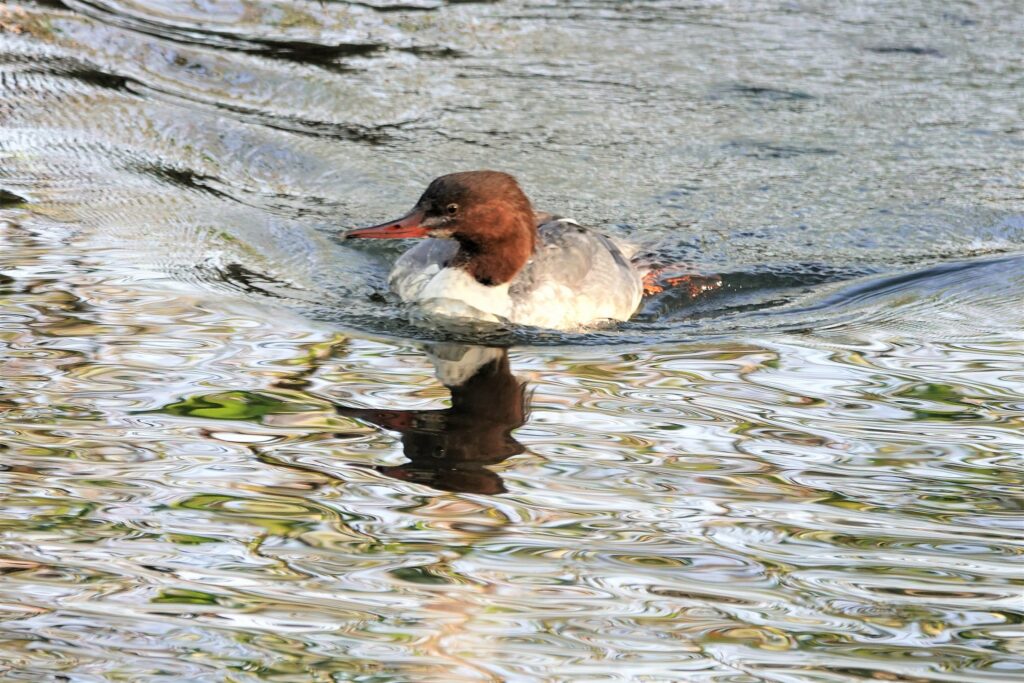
[642,271,665,295]
[643,270,723,298]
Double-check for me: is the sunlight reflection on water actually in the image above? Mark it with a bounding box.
[2,0,1023,679]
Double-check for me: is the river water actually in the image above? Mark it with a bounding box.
[1,1,1022,680]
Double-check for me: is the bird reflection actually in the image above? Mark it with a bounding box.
[336,345,529,495]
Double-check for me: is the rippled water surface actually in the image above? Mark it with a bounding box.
[2,0,1023,680]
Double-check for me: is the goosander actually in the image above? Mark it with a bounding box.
[345,170,647,330]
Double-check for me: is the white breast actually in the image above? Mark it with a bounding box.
[390,257,513,325]
[510,281,620,330]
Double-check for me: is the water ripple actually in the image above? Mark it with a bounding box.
[3,0,1024,679]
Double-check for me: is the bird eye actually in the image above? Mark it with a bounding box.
[446,203,458,215]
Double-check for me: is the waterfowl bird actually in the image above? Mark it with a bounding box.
[345,170,648,330]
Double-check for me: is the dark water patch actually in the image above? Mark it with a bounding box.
[202,35,383,73]
[729,84,813,102]
[0,189,28,208]
[0,53,135,94]
[653,186,702,208]
[199,39,387,74]
[940,12,979,27]
[44,64,132,91]
[346,1,446,12]
[132,89,398,145]
[60,1,386,73]
[397,44,465,58]
[711,83,815,105]
[235,38,384,70]
[26,0,72,9]
[458,64,648,94]
[133,162,233,202]
[259,115,396,145]
[724,140,838,159]
[637,262,875,324]
[207,262,301,300]
[868,45,944,57]
[126,159,338,221]
[505,2,729,26]
[193,97,398,144]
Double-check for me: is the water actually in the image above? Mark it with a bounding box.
[1,0,1022,680]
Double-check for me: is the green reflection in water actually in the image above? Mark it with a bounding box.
[161,390,325,421]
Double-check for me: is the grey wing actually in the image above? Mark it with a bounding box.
[510,220,643,322]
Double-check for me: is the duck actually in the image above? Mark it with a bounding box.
[344,170,650,330]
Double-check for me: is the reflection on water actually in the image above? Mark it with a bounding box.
[165,343,528,495]
[2,0,1024,680]
[350,345,527,495]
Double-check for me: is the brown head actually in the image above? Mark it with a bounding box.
[345,171,537,286]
